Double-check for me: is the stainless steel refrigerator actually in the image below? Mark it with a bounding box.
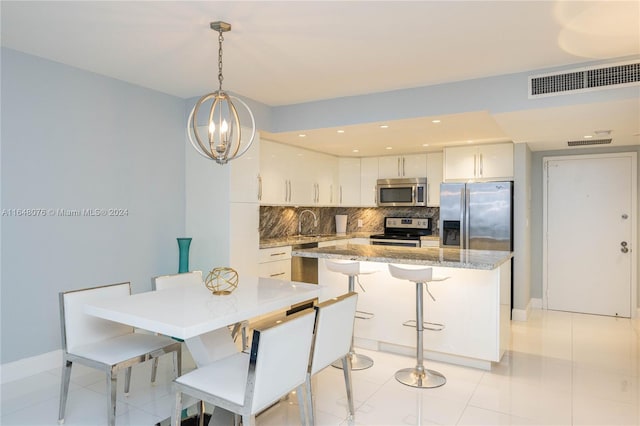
[439,181,513,251]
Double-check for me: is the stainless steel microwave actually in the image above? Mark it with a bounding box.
[376,178,427,207]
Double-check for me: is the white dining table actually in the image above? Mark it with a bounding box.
[84,276,326,367]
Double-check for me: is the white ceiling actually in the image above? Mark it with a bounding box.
[2,1,639,155]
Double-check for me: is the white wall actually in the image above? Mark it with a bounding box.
[0,48,186,363]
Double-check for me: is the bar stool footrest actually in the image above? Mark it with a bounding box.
[355,310,374,320]
[402,320,445,331]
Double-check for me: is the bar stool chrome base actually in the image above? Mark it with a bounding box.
[395,367,446,388]
[332,351,374,370]
[325,260,376,371]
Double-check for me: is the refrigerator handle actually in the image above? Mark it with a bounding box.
[459,187,466,249]
[464,186,471,249]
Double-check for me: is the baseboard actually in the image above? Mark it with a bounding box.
[0,349,62,384]
[512,298,543,321]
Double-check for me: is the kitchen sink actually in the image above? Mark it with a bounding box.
[291,234,335,239]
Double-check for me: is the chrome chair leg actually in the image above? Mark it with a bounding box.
[296,384,307,426]
[341,356,355,421]
[124,366,132,395]
[151,357,158,384]
[58,360,72,424]
[107,370,117,426]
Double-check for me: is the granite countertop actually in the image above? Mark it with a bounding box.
[260,233,367,249]
[291,243,513,270]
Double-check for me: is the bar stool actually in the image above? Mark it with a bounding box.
[388,264,449,388]
[324,259,375,370]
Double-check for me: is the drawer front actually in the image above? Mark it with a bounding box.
[258,259,291,280]
[258,246,292,263]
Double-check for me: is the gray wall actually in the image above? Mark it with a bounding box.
[513,144,532,310]
[1,48,186,363]
[530,145,640,308]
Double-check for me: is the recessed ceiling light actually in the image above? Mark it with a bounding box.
[584,135,593,139]
[380,125,389,129]
[337,130,345,134]
[432,119,441,123]
[467,140,473,144]
[298,134,307,138]
[352,149,359,153]
[385,146,393,150]
[422,143,429,147]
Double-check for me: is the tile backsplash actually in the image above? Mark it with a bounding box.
[260,206,439,240]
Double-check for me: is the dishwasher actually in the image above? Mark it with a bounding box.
[291,242,318,284]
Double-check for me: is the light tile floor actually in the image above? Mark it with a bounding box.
[2,309,639,425]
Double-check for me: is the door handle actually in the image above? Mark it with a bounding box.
[621,241,629,253]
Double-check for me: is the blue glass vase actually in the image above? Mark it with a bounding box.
[177,238,192,273]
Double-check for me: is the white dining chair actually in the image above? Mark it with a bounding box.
[58,282,181,426]
[302,292,358,425]
[171,309,317,426]
[152,270,203,291]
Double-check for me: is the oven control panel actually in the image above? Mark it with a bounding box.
[385,217,431,230]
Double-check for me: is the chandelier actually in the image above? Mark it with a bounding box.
[187,21,256,165]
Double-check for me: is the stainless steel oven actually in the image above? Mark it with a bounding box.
[370,217,432,248]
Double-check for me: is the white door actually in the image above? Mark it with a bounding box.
[544,153,636,317]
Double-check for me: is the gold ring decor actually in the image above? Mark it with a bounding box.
[205,267,239,295]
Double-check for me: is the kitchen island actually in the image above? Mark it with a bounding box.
[292,244,513,370]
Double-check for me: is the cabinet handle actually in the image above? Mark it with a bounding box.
[330,184,333,204]
[474,154,477,177]
[340,186,343,204]
[284,180,288,202]
[288,180,292,202]
[402,157,406,176]
[316,183,319,203]
[479,153,484,177]
[257,174,262,201]
[270,252,287,256]
[397,157,401,177]
[270,272,286,277]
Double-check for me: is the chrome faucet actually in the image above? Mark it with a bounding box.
[298,209,318,235]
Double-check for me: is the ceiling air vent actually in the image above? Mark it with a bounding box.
[529,60,640,98]
[567,138,612,147]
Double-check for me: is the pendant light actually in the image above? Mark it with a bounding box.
[187,21,256,165]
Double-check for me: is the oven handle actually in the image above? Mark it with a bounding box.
[370,239,421,247]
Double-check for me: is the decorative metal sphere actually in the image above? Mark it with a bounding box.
[205,267,239,295]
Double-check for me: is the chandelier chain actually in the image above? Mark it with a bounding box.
[217,31,224,91]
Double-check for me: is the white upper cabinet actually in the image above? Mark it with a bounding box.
[337,157,361,206]
[308,150,338,206]
[443,143,513,181]
[426,152,443,207]
[378,154,427,178]
[259,139,338,206]
[360,157,379,207]
[260,139,290,204]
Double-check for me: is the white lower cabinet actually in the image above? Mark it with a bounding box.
[258,246,291,280]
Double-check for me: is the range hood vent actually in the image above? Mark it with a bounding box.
[567,138,612,147]
[529,61,639,98]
